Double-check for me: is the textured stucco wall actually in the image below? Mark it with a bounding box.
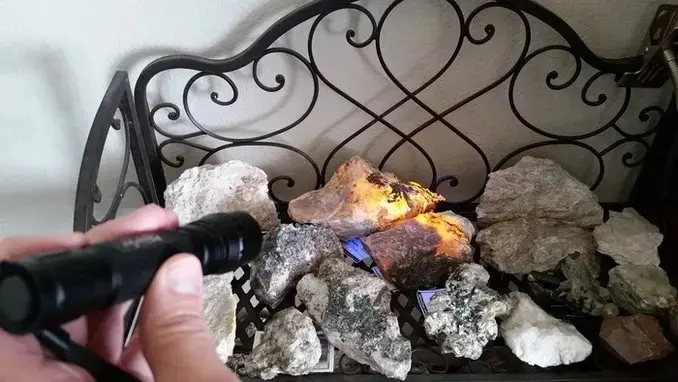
[0,0,674,234]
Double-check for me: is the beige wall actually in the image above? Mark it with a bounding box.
[0,0,674,235]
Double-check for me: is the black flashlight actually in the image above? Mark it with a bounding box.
[0,212,262,335]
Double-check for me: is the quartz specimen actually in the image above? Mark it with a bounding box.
[362,212,474,291]
[476,156,603,228]
[594,208,663,266]
[500,292,592,367]
[203,274,237,363]
[608,264,677,315]
[164,160,279,231]
[477,218,596,275]
[297,257,411,380]
[250,224,342,307]
[599,315,674,364]
[227,308,321,379]
[288,156,443,238]
[424,264,513,359]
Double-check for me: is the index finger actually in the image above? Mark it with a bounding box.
[85,205,178,245]
[0,234,87,261]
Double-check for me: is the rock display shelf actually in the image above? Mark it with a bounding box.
[230,206,678,376]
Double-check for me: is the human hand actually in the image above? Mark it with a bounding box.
[0,205,239,382]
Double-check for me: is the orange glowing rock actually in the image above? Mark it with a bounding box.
[288,156,444,239]
[362,211,475,291]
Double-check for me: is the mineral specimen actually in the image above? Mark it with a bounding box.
[599,315,674,364]
[594,208,663,266]
[362,212,474,291]
[558,252,618,316]
[476,156,603,228]
[608,264,677,315]
[250,224,342,307]
[500,292,592,367]
[477,218,596,275]
[424,264,513,359]
[164,160,279,231]
[227,308,321,379]
[670,305,678,338]
[202,274,237,363]
[297,257,411,380]
[288,156,443,239]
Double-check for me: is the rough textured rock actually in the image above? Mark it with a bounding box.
[227,308,321,379]
[297,257,411,380]
[558,252,618,316]
[476,156,603,228]
[594,208,663,266]
[670,305,678,338]
[165,160,278,230]
[599,315,674,364]
[203,274,237,363]
[500,292,592,367]
[608,264,677,315]
[477,218,596,275]
[288,156,443,239]
[424,264,513,359]
[362,212,474,291]
[250,224,342,307]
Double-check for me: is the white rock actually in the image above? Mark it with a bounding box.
[227,308,321,380]
[164,160,279,231]
[594,208,663,266]
[500,292,592,367]
[202,274,237,363]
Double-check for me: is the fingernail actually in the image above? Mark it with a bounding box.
[166,255,202,295]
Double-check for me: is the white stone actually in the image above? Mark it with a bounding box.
[500,292,592,368]
[594,208,663,266]
[227,308,321,380]
[202,274,237,363]
[164,160,279,231]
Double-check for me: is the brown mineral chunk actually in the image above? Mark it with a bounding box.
[288,156,444,239]
[362,212,474,291]
[599,315,674,364]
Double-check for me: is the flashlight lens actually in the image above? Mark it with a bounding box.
[0,275,32,324]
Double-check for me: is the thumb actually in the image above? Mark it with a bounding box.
[138,254,238,382]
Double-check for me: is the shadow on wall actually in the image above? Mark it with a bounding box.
[0,46,89,234]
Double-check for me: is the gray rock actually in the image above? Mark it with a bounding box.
[477,218,596,275]
[476,156,603,228]
[251,224,342,307]
[202,274,237,363]
[594,208,663,266]
[424,264,513,359]
[608,264,677,315]
[501,292,592,367]
[558,252,618,316]
[297,257,411,380]
[164,160,279,231]
[670,305,678,338]
[227,308,321,380]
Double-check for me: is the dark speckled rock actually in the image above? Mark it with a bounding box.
[424,264,513,359]
[362,211,474,291]
[250,224,342,308]
[297,257,411,380]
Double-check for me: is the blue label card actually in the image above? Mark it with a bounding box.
[343,239,372,263]
[416,288,446,315]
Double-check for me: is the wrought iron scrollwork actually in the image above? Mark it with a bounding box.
[134,0,664,206]
[74,72,157,231]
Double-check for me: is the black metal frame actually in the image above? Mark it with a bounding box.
[74,0,678,380]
